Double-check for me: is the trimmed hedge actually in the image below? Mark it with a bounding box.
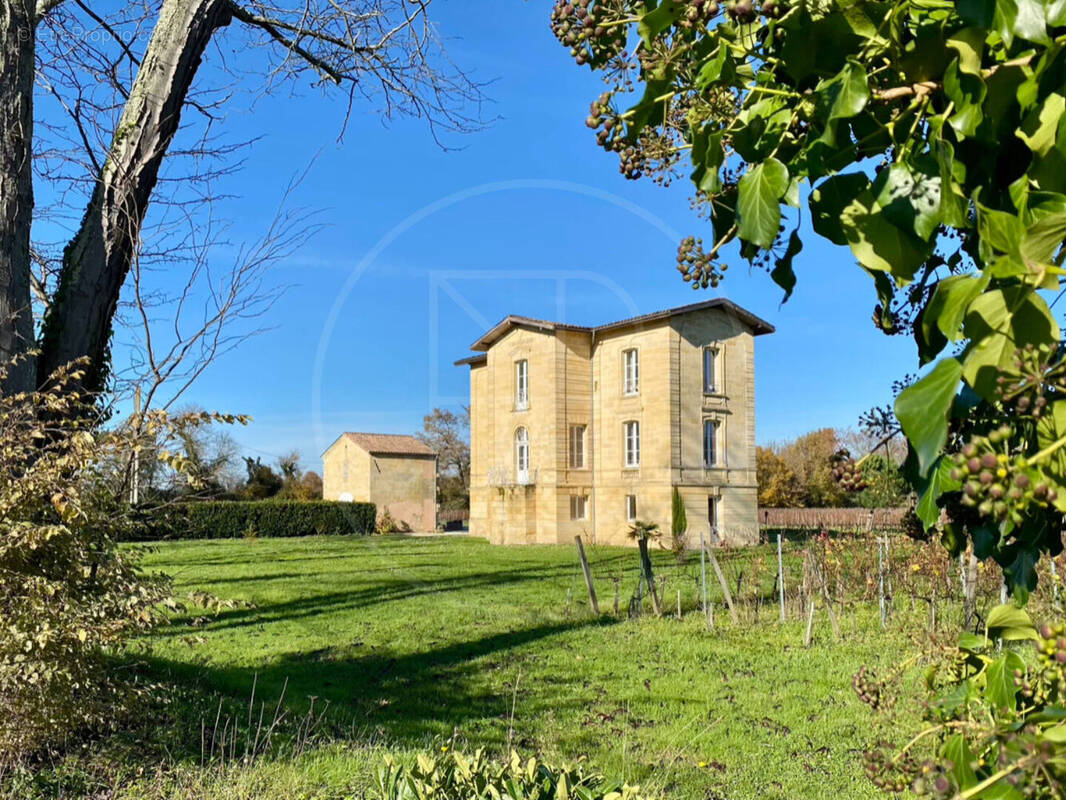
[128,500,376,541]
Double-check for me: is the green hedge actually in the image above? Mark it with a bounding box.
[128,500,376,541]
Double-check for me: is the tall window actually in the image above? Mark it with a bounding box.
[570,494,588,520]
[708,496,718,537]
[624,420,640,467]
[569,424,586,469]
[623,348,640,395]
[515,427,530,480]
[703,419,720,467]
[703,347,718,393]
[625,494,637,522]
[515,359,529,410]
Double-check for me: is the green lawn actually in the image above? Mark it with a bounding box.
[123,534,915,800]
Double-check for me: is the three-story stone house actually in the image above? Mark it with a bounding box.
[454,299,774,546]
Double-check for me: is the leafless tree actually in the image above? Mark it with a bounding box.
[0,0,485,398]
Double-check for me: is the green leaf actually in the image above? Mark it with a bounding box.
[944,58,987,137]
[958,632,991,652]
[737,158,789,249]
[1018,93,1066,157]
[986,603,1034,631]
[810,173,869,246]
[638,1,681,45]
[941,734,978,790]
[936,139,970,228]
[916,455,963,528]
[696,46,732,89]
[840,189,931,279]
[875,162,943,241]
[962,287,1060,399]
[771,230,802,302]
[895,358,963,476]
[1049,0,1066,25]
[927,273,990,342]
[817,59,870,125]
[984,651,1025,710]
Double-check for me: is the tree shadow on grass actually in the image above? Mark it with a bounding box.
[151,557,629,639]
[137,615,618,762]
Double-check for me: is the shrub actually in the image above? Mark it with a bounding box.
[0,360,243,763]
[376,743,650,800]
[375,507,411,534]
[129,500,376,541]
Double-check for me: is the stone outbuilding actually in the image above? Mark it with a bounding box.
[322,432,437,531]
[455,299,773,546]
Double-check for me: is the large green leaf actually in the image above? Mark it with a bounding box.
[840,189,931,279]
[895,358,963,476]
[925,273,990,343]
[986,603,1034,631]
[1018,92,1066,157]
[875,162,943,241]
[809,173,869,246]
[984,651,1026,710]
[737,158,789,249]
[816,59,869,143]
[638,0,680,45]
[941,734,978,791]
[962,287,1060,399]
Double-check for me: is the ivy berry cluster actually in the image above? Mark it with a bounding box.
[949,427,1058,525]
[549,0,625,66]
[680,0,720,30]
[676,236,726,289]
[999,343,1066,418]
[830,449,867,492]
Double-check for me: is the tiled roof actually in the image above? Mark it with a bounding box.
[342,432,436,457]
[457,298,775,360]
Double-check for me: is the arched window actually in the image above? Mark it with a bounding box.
[515,427,530,481]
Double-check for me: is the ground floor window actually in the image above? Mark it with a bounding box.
[708,496,718,537]
[570,494,588,520]
[625,494,637,521]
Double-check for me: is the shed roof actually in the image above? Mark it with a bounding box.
[326,432,436,457]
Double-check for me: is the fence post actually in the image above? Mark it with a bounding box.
[777,533,785,623]
[1053,558,1060,605]
[574,535,600,615]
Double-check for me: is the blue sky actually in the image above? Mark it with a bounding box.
[42,2,920,472]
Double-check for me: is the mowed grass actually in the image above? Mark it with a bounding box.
[132,534,916,800]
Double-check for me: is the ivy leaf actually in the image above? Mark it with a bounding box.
[916,455,962,528]
[936,140,970,228]
[1048,0,1066,25]
[941,734,978,791]
[962,287,1060,399]
[771,230,802,302]
[986,604,1034,633]
[1017,92,1066,157]
[985,651,1026,709]
[809,173,869,246]
[895,358,963,476]
[696,46,732,89]
[737,158,789,249]
[876,162,943,241]
[816,59,869,144]
[926,273,990,343]
[840,189,931,279]
[638,0,681,46]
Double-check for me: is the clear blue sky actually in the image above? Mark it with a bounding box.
[46,2,920,472]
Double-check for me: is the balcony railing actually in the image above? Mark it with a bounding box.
[488,467,537,487]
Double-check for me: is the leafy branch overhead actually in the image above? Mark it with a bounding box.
[554,0,1066,597]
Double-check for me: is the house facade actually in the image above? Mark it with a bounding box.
[322,432,437,531]
[455,299,774,546]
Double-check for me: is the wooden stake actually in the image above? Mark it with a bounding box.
[699,533,707,627]
[637,536,662,616]
[677,589,682,620]
[803,600,815,647]
[777,534,785,623]
[706,544,739,624]
[574,536,600,615]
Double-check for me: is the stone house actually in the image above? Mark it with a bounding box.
[322,432,437,531]
[454,299,774,546]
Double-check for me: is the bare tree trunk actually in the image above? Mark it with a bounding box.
[0,0,36,393]
[37,0,232,391]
